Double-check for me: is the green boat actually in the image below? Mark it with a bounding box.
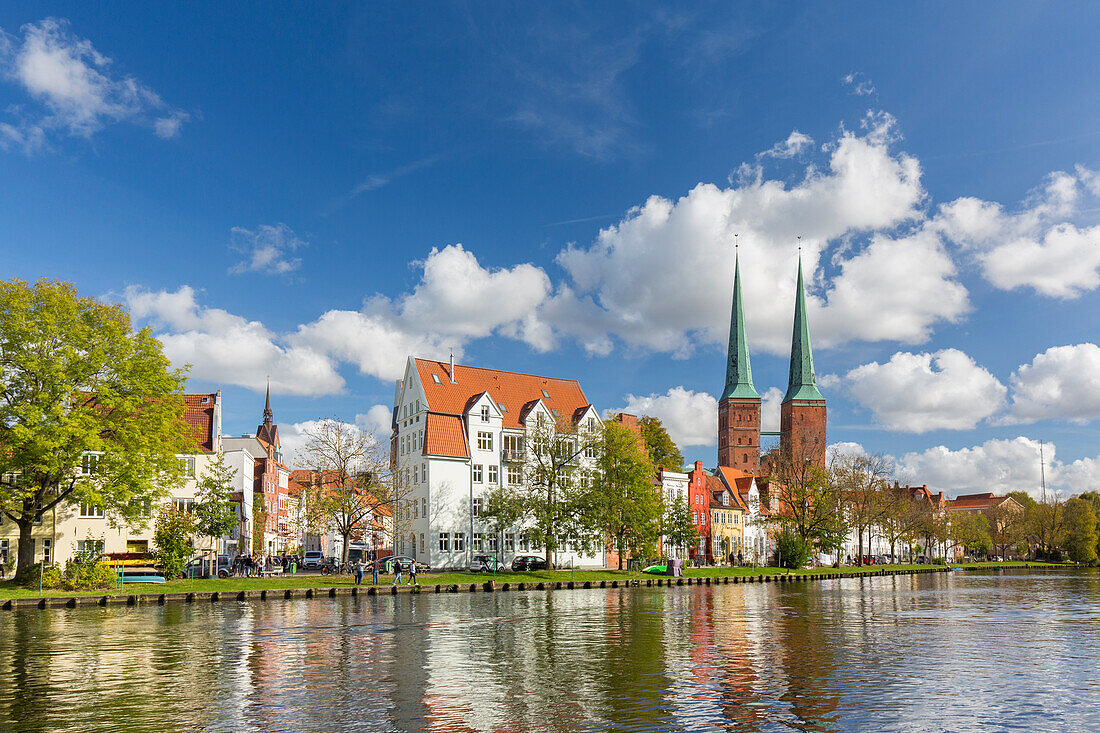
[642,565,667,575]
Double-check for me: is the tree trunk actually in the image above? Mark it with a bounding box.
[857,527,864,566]
[16,519,36,575]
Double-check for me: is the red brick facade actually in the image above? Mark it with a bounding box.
[780,400,827,467]
[717,398,760,473]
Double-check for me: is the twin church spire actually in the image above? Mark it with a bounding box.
[718,246,827,471]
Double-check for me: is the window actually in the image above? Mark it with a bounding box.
[519,534,530,552]
[503,434,523,453]
[77,539,104,555]
[413,501,418,519]
[413,466,419,483]
[473,533,484,551]
[439,532,450,552]
[42,538,52,563]
[422,497,428,517]
[505,533,515,552]
[499,403,507,413]
[79,503,104,518]
[481,405,490,422]
[180,456,196,477]
[420,533,425,552]
[488,534,498,552]
[487,465,498,484]
[584,442,596,458]
[422,463,427,482]
[507,466,522,485]
[173,498,195,514]
[453,532,466,552]
[473,464,483,483]
[81,454,101,475]
[473,497,482,516]
[541,389,550,399]
[477,432,493,451]
[432,373,442,384]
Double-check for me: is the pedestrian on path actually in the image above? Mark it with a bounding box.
[372,556,380,586]
[392,558,403,586]
[355,559,364,585]
[409,560,417,585]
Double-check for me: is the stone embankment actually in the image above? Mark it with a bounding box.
[1,566,955,611]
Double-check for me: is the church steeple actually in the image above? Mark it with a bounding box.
[262,379,273,426]
[782,255,825,404]
[722,251,760,401]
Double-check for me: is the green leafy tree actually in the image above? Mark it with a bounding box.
[637,416,684,472]
[766,452,849,557]
[950,512,992,558]
[0,279,189,575]
[1029,496,1064,560]
[1079,491,1100,559]
[193,452,241,558]
[153,507,195,580]
[590,421,661,569]
[774,529,812,569]
[1006,491,1040,557]
[662,494,699,559]
[481,482,528,559]
[1060,497,1098,564]
[252,493,267,555]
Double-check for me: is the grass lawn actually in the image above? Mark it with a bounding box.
[0,562,968,601]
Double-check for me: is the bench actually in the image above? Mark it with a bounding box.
[259,566,284,578]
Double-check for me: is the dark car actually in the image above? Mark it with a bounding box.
[511,555,548,571]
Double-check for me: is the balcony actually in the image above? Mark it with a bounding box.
[501,449,525,463]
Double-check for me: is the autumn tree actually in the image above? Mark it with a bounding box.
[589,421,661,569]
[301,419,397,566]
[0,279,190,574]
[878,490,926,562]
[766,452,849,558]
[637,416,684,472]
[830,451,893,563]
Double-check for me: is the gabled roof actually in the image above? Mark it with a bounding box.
[182,393,217,452]
[423,413,469,458]
[413,358,590,430]
[948,492,1014,511]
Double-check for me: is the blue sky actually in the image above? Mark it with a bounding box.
[3,3,1100,496]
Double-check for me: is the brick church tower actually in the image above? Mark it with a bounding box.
[717,251,761,472]
[780,256,827,467]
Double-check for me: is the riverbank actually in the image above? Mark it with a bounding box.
[0,562,1061,610]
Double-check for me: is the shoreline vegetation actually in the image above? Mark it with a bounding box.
[0,561,1066,606]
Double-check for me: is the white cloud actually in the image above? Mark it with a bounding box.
[842,72,876,96]
[279,417,382,470]
[826,441,869,461]
[759,130,812,159]
[761,387,782,433]
[1008,343,1100,424]
[356,405,395,436]
[839,348,1006,432]
[124,285,344,396]
[544,116,965,357]
[935,168,1100,298]
[228,223,307,276]
[0,18,187,150]
[614,387,717,448]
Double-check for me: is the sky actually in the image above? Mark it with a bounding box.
[3,2,1100,497]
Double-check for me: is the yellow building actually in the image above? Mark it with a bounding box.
[708,475,744,564]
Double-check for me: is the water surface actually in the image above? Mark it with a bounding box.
[1,569,1097,732]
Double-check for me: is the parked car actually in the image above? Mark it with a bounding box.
[303,551,325,570]
[469,554,507,572]
[181,554,229,578]
[511,555,548,571]
[373,555,430,574]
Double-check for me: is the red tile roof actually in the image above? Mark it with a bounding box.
[182,393,217,452]
[948,493,1011,511]
[423,413,469,458]
[414,358,591,430]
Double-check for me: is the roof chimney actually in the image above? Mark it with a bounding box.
[449,351,456,383]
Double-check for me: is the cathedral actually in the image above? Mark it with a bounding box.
[717,253,827,473]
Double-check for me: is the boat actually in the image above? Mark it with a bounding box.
[641,564,667,575]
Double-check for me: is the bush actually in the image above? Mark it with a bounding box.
[61,549,118,591]
[774,530,812,569]
[17,562,62,589]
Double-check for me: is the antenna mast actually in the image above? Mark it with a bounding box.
[1039,440,1047,503]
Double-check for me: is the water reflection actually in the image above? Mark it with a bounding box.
[2,570,1099,732]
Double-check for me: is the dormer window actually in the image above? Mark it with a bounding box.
[201,397,210,404]
[432,374,442,385]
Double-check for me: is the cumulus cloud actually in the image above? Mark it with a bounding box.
[935,168,1100,298]
[0,18,188,151]
[614,387,717,449]
[758,130,813,159]
[544,115,966,357]
[838,348,1006,432]
[228,223,307,276]
[1008,343,1100,424]
[760,387,782,433]
[356,405,395,436]
[123,285,344,396]
[896,437,1054,497]
[279,417,384,469]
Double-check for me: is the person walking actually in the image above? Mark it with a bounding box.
[392,557,403,586]
[355,559,364,586]
[409,559,417,585]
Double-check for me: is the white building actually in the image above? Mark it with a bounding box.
[392,356,605,571]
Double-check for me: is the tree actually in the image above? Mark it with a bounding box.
[662,494,698,559]
[879,490,927,562]
[1007,491,1039,558]
[1078,491,1100,559]
[153,507,194,580]
[252,492,267,555]
[950,512,991,558]
[830,451,892,563]
[637,416,684,472]
[765,452,849,558]
[301,418,398,566]
[589,421,661,569]
[481,481,528,558]
[0,279,190,575]
[514,413,600,570]
[1029,496,1064,560]
[192,452,241,559]
[1060,497,1098,564]
[775,529,812,569]
[986,503,1026,559]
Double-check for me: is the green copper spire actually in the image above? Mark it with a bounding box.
[722,251,760,401]
[783,255,825,403]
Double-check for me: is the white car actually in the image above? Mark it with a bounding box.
[469,554,507,572]
[303,551,325,570]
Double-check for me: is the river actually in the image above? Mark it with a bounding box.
[1,568,1097,732]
